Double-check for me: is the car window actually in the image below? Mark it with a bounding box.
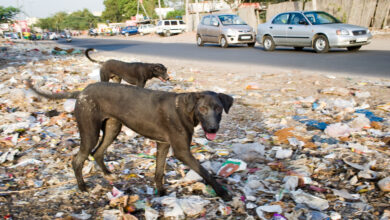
[218,15,246,25]
[210,16,219,25]
[303,11,341,25]
[202,16,210,25]
[180,21,185,24]
[289,13,306,25]
[164,21,170,25]
[158,21,162,26]
[272,13,289,24]
[171,21,178,25]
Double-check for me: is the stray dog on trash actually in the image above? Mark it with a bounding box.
[85,48,170,87]
[27,80,234,201]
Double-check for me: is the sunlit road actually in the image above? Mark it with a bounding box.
[60,36,390,78]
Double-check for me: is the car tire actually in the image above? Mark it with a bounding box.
[220,36,228,48]
[247,42,255,47]
[347,46,362,52]
[294,47,304,51]
[140,32,144,36]
[262,35,275,51]
[125,33,129,37]
[313,35,329,53]
[165,31,171,37]
[197,35,204,46]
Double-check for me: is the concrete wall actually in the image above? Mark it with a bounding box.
[238,7,259,30]
[266,0,390,28]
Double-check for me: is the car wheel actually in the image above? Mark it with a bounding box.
[294,47,304,51]
[262,35,275,51]
[313,35,329,53]
[165,31,171,37]
[197,35,204,46]
[220,36,228,48]
[140,32,144,36]
[347,46,362,52]
[125,33,129,37]
[247,42,255,47]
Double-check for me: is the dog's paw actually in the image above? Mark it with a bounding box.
[78,183,88,192]
[156,188,167,197]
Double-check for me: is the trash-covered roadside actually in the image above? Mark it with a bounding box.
[0,39,389,219]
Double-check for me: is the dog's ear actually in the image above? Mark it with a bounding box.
[218,93,234,113]
[153,64,166,72]
[181,93,201,113]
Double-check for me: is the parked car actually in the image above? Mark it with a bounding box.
[197,14,256,48]
[49,32,58,40]
[3,32,19,40]
[256,11,372,53]
[138,24,155,36]
[155,20,186,37]
[89,29,98,37]
[121,26,138,36]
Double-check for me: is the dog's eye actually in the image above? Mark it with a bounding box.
[215,106,223,113]
[199,106,207,114]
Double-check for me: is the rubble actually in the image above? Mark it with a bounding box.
[0,38,389,219]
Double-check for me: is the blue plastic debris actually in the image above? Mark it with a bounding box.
[293,116,328,131]
[355,109,383,122]
[312,135,338,145]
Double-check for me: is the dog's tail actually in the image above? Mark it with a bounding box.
[85,48,104,64]
[26,80,80,100]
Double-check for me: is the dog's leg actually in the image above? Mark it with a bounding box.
[100,68,110,82]
[155,142,170,196]
[172,142,232,201]
[92,118,122,175]
[72,119,101,191]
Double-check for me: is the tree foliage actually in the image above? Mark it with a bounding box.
[36,9,100,31]
[165,10,184,19]
[102,0,164,22]
[0,6,21,23]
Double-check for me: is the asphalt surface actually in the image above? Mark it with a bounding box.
[59,35,390,78]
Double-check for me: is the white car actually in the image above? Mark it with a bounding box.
[138,24,155,36]
[257,11,372,53]
[155,20,186,37]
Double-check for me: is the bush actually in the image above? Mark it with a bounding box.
[165,10,184,19]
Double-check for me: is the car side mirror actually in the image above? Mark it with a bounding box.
[299,20,308,25]
[212,21,219,26]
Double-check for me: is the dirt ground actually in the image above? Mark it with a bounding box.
[0,33,390,219]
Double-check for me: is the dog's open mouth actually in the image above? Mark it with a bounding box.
[159,77,167,82]
[205,132,217,141]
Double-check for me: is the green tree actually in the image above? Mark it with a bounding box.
[102,0,164,22]
[0,6,21,23]
[165,9,184,19]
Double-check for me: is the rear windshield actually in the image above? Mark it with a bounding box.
[303,11,341,25]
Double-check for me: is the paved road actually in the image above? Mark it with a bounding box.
[60,36,390,78]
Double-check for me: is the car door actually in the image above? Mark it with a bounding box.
[269,13,289,45]
[207,15,221,43]
[286,13,312,46]
[198,16,210,41]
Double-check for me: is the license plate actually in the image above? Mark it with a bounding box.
[241,36,251,40]
[356,37,367,42]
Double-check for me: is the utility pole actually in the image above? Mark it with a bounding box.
[185,0,189,31]
[195,0,200,29]
[158,0,162,21]
[312,0,317,10]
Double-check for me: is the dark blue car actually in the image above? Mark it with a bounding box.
[121,26,138,36]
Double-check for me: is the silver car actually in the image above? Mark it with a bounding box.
[197,14,256,48]
[256,11,372,53]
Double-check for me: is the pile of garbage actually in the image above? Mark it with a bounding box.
[0,40,389,219]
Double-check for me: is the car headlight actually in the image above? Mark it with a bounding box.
[336,29,349,35]
[367,29,370,34]
[226,29,235,36]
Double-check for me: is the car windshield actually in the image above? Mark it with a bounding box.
[303,11,341,25]
[218,15,246,25]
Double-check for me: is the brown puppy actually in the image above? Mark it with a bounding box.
[85,48,169,87]
[27,81,234,201]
